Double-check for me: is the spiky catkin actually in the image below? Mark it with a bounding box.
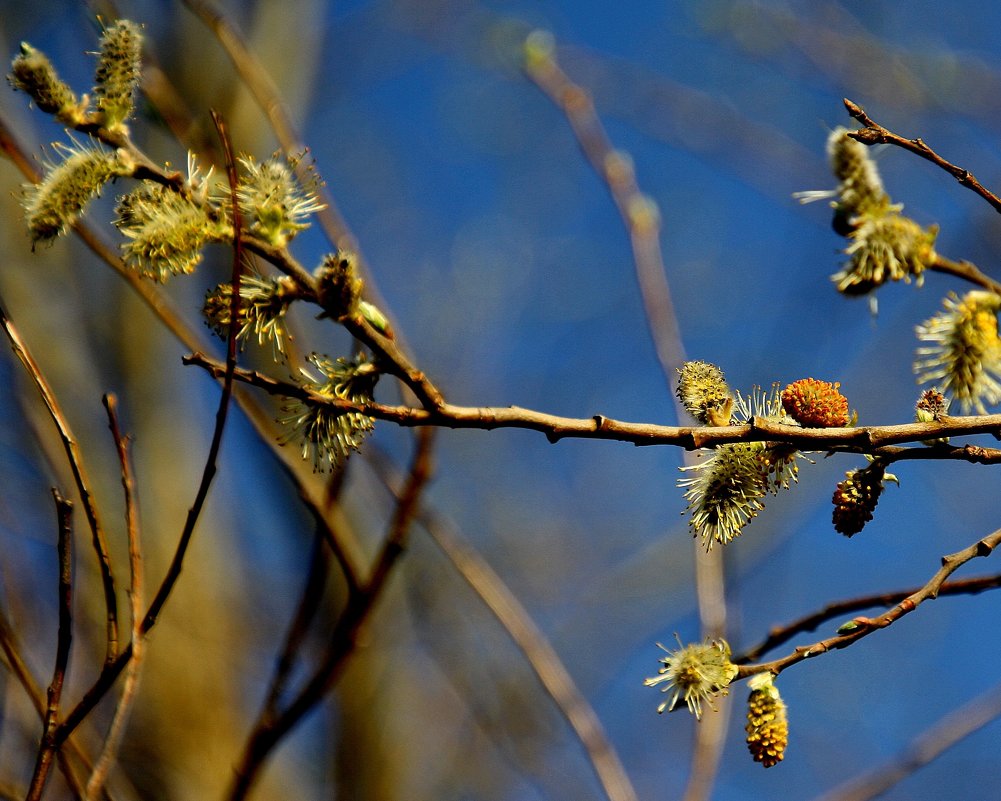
[832,466,884,537]
[834,213,938,295]
[204,274,296,359]
[746,675,788,768]
[8,43,83,124]
[676,360,733,426]
[315,251,362,318]
[827,127,889,221]
[278,353,380,471]
[116,181,226,281]
[915,291,1001,414]
[644,638,738,719]
[94,20,143,130]
[24,140,132,243]
[781,378,850,427]
[236,153,325,247]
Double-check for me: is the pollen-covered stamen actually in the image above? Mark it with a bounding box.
[278,353,380,472]
[676,360,733,426]
[746,674,789,768]
[781,378,850,427]
[644,637,738,720]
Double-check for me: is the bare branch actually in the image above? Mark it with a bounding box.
[0,296,119,664]
[226,429,437,800]
[85,395,146,801]
[185,351,1001,453]
[844,98,1001,215]
[738,527,1001,679]
[737,572,1001,664]
[25,490,74,801]
[365,444,641,801]
[814,680,1001,801]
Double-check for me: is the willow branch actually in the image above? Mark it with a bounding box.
[184,352,1001,453]
[737,527,1001,679]
[365,445,640,801]
[524,34,685,393]
[844,98,1001,215]
[525,35,726,801]
[737,572,1001,664]
[0,294,119,665]
[85,395,146,801]
[929,254,1001,296]
[227,429,436,801]
[25,490,75,801]
[0,606,98,799]
[814,680,1001,801]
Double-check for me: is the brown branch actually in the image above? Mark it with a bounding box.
[737,572,1001,664]
[844,98,1001,215]
[929,254,1001,296]
[85,395,146,801]
[0,294,119,665]
[814,679,1001,801]
[184,351,1001,453]
[25,490,75,801]
[737,527,1001,679]
[136,111,244,638]
[524,33,685,394]
[226,429,437,800]
[364,444,641,801]
[0,605,99,799]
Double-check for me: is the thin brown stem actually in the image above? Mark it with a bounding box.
[929,254,1001,296]
[813,680,1001,801]
[737,527,1001,679]
[844,98,1001,215]
[185,352,1001,453]
[0,297,118,666]
[85,396,146,800]
[25,490,75,801]
[226,429,436,801]
[736,572,1001,664]
[364,444,640,801]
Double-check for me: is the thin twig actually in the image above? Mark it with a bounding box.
[844,98,1001,215]
[185,352,1001,453]
[813,679,1001,801]
[524,37,684,391]
[0,296,119,665]
[0,606,100,799]
[524,39,725,801]
[737,527,1001,679]
[179,0,356,251]
[736,572,1001,664]
[25,490,74,801]
[929,254,1001,296]
[259,530,332,722]
[227,429,436,801]
[85,395,146,801]
[365,444,640,801]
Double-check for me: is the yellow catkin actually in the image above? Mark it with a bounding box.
[746,677,788,768]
